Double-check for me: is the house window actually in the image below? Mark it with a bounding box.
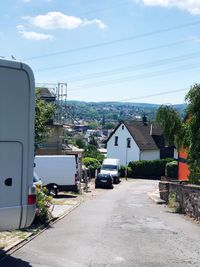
[114,136,118,146]
[122,125,124,130]
[127,138,131,148]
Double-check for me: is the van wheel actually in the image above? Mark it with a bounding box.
[48,186,58,197]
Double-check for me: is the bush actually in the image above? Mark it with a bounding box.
[82,157,101,178]
[120,165,132,177]
[33,188,52,226]
[128,158,173,178]
[165,161,178,179]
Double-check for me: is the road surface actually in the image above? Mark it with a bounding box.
[1,179,200,267]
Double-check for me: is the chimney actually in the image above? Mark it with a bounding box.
[142,115,147,126]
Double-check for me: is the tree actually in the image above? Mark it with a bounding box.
[84,144,104,162]
[35,90,55,147]
[89,135,98,147]
[185,84,200,184]
[88,121,99,130]
[156,105,183,147]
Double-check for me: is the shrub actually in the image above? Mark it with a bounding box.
[168,192,180,213]
[120,165,132,177]
[165,161,178,179]
[128,158,173,178]
[82,157,101,178]
[33,188,52,226]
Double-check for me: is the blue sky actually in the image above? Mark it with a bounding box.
[1,0,200,104]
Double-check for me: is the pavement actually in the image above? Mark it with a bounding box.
[0,180,95,257]
[0,178,166,258]
[1,179,200,267]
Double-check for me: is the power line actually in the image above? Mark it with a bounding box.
[24,20,200,61]
[66,50,200,83]
[120,88,188,102]
[67,61,200,91]
[34,39,190,73]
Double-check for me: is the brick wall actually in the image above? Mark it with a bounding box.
[159,181,200,221]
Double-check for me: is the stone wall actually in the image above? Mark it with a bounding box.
[159,181,200,221]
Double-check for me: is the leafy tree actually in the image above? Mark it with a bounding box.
[88,121,99,130]
[156,105,183,147]
[84,144,104,162]
[35,90,55,147]
[105,122,115,129]
[89,135,98,147]
[185,84,200,184]
[75,136,86,149]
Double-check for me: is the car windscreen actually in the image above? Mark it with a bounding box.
[101,164,117,171]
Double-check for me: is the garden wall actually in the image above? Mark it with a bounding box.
[159,181,200,221]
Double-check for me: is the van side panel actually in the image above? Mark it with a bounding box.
[35,155,77,187]
[0,61,35,230]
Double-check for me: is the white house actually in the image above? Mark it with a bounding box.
[106,120,173,165]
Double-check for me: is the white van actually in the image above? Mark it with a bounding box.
[34,155,80,195]
[0,59,36,230]
[100,158,120,184]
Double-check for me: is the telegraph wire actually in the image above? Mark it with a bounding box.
[65,50,200,83]
[24,20,200,61]
[34,39,190,73]
[67,61,200,91]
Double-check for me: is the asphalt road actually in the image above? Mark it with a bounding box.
[1,179,200,267]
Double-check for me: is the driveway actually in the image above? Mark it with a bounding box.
[1,179,200,267]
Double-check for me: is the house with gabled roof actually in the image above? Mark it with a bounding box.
[106,118,174,165]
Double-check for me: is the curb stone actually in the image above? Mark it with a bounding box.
[148,191,166,205]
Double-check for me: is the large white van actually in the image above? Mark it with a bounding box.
[34,155,80,195]
[0,59,36,230]
[100,158,120,184]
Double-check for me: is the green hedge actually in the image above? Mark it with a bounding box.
[120,165,132,177]
[165,161,178,179]
[128,158,173,178]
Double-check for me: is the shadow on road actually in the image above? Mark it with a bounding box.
[54,194,77,199]
[0,250,32,267]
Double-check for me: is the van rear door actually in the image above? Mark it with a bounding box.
[0,142,23,230]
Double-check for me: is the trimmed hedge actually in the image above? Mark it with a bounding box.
[120,165,132,177]
[128,158,173,178]
[165,161,178,179]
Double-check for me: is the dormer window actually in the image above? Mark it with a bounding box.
[114,136,118,146]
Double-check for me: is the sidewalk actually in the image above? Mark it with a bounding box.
[0,182,92,256]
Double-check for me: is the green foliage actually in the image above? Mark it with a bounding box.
[156,105,183,147]
[35,90,55,147]
[165,161,178,179]
[82,157,101,178]
[89,136,98,147]
[84,144,104,162]
[104,122,116,129]
[33,188,52,225]
[120,165,132,177]
[88,121,99,130]
[128,158,173,178]
[185,84,200,184]
[168,192,180,213]
[75,136,86,149]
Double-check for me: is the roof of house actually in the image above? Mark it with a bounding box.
[107,120,163,151]
[37,87,56,101]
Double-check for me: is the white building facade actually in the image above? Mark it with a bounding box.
[107,122,160,165]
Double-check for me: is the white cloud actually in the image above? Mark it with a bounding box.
[137,0,200,15]
[17,25,53,41]
[23,11,106,30]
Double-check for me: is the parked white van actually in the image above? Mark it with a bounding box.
[100,158,120,184]
[0,59,36,230]
[34,155,80,195]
